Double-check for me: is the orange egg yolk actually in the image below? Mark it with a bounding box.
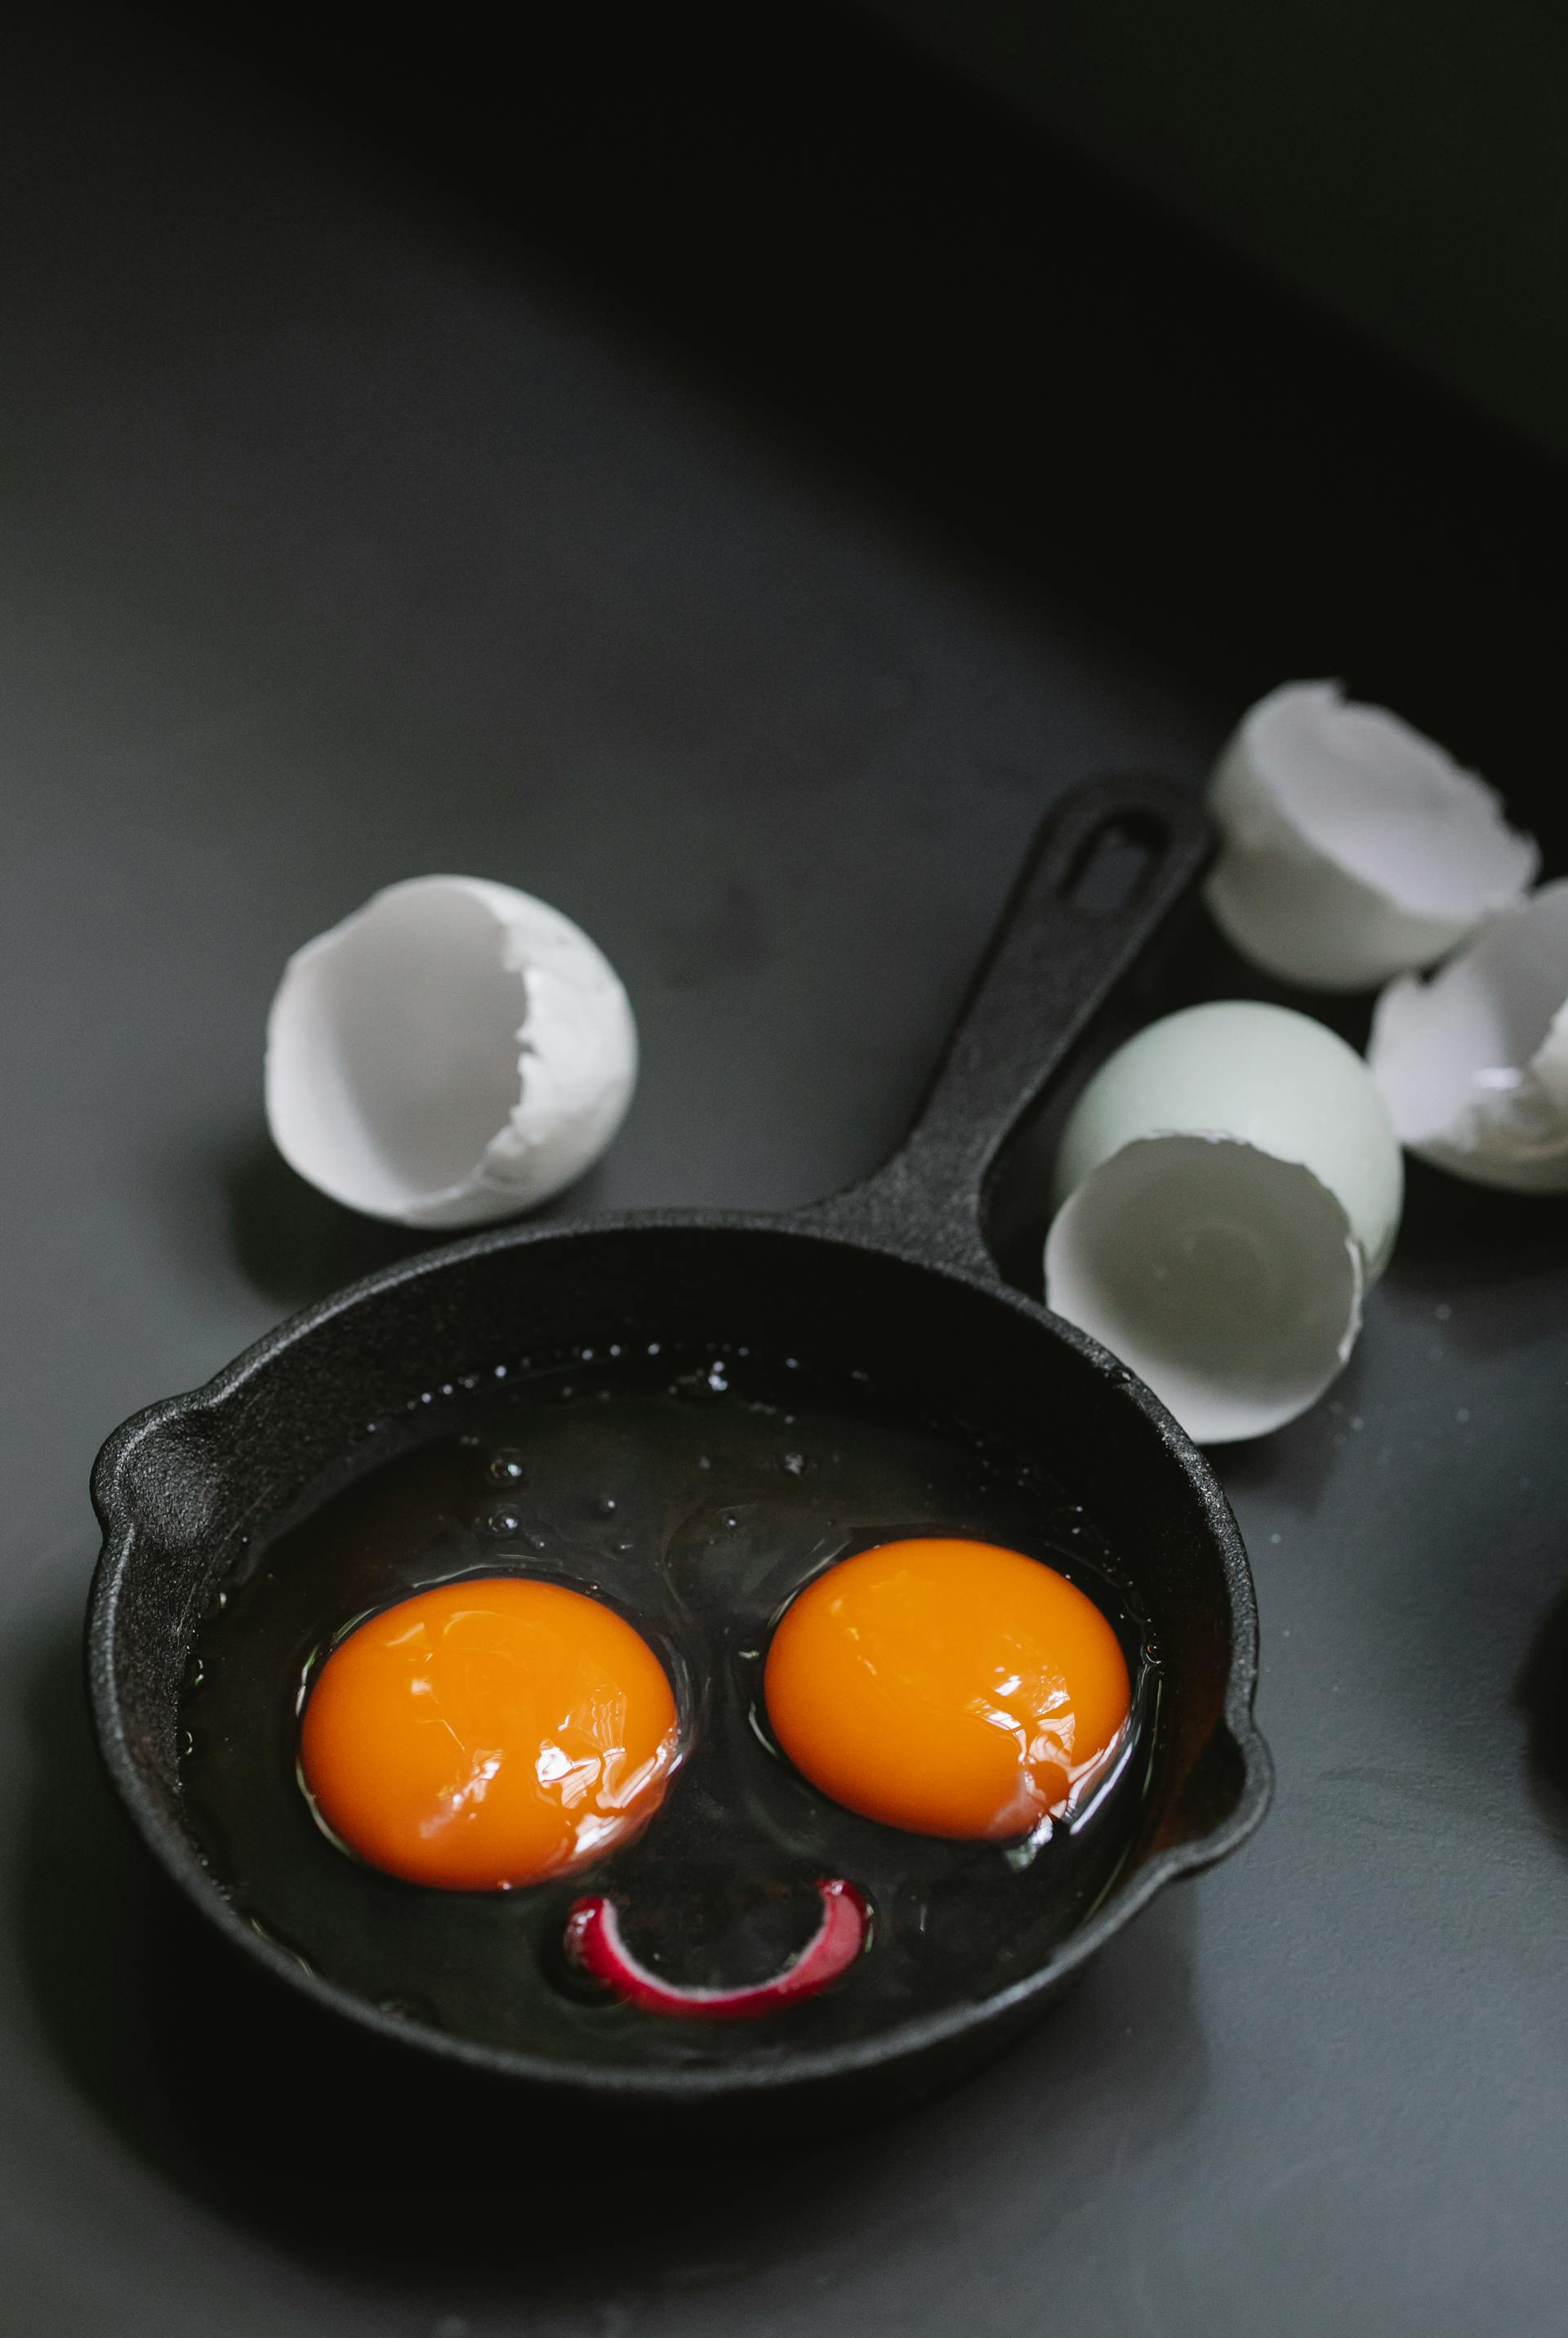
[299,1577,679,1890]
[764,1537,1131,1841]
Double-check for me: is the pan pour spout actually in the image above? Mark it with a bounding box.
[565,1877,869,2019]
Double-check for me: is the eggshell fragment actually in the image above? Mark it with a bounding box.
[1367,881,1568,1191]
[265,877,637,1227]
[1206,681,1538,991]
[1045,1002,1403,1443]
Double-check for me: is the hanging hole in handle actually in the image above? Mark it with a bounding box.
[1062,814,1167,917]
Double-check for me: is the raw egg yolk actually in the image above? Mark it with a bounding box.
[764,1537,1130,1840]
[299,1577,679,1890]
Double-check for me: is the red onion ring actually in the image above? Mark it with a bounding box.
[564,1877,868,2019]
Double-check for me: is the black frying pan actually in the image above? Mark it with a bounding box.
[87,776,1271,2130]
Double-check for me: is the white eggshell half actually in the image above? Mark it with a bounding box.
[265,877,638,1227]
[1206,680,1538,991]
[1367,881,1568,1192]
[1045,1002,1403,1444]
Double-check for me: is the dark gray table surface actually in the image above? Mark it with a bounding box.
[4,15,1566,2336]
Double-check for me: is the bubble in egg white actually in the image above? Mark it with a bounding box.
[1045,1002,1403,1444]
[265,876,637,1227]
[1367,881,1568,1191]
[1205,681,1538,991]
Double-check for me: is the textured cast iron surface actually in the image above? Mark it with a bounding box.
[88,780,1270,2116]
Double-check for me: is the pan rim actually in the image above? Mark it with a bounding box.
[87,1207,1272,2099]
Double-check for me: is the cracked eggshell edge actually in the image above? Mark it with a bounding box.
[1367,882,1568,1193]
[265,874,639,1229]
[1045,1134,1365,1443]
[1205,680,1539,992]
[1051,1002,1404,1282]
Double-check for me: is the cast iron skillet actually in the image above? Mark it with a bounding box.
[87,776,1271,2127]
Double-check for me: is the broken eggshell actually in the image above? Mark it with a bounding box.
[1206,680,1538,991]
[265,876,638,1227]
[1045,1002,1403,1444]
[1367,881,1568,1192]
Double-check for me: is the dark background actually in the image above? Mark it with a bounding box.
[862,0,1568,468]
[2,7,1566,2332]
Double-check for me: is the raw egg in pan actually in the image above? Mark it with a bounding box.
[764,1537,1132,1841]
[299,1576,680,1890]
[181,1374,1161,2059]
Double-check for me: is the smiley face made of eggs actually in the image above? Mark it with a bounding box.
[298,1537,1132,2018]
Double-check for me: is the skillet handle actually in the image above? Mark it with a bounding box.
[802,777,1214,1275]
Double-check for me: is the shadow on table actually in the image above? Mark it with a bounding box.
[1383,1162,1568,1350]
[221,1136,430,1313]
[1518,1580,1568,1849]
[15,1604,1210,2319]
[214,1131,624,1317]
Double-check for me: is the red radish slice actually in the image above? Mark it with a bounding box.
[564,1877,868,2019]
